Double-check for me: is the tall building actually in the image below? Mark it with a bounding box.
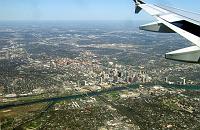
[118,71,122,78]
[77,81,80,87]
[5,51,10,60]
[165,77,168,83]
[50,60,57,68]
[132,76,138,83]
[141,77,146,83]
[82,80,87,86]
[113,69,118,77]
[113,76,118,83]
[99,77,103,84]
[183,78,186,85]
[127,76,133,83]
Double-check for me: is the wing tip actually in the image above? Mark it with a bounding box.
[133,0,145,5]
[133,0,145,14]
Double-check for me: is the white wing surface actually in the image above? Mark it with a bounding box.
[133,0,200,63]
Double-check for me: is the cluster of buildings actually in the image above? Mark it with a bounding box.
[165,77,194,85]
[98,67,152,85]
[0,43,198,98]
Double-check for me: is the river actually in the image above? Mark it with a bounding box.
[0,83,200,110]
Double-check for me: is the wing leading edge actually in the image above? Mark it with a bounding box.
[133,0,200,63]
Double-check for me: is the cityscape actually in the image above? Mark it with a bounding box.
[0,21,200,130]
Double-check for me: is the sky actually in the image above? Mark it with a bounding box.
[0,0,199,21]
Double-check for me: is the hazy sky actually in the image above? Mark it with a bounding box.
[0,0,199,21]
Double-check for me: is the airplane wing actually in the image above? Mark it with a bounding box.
[133,0,200,63]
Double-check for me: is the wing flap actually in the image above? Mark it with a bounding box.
[139,21,175,33]
[166,46,200,63]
